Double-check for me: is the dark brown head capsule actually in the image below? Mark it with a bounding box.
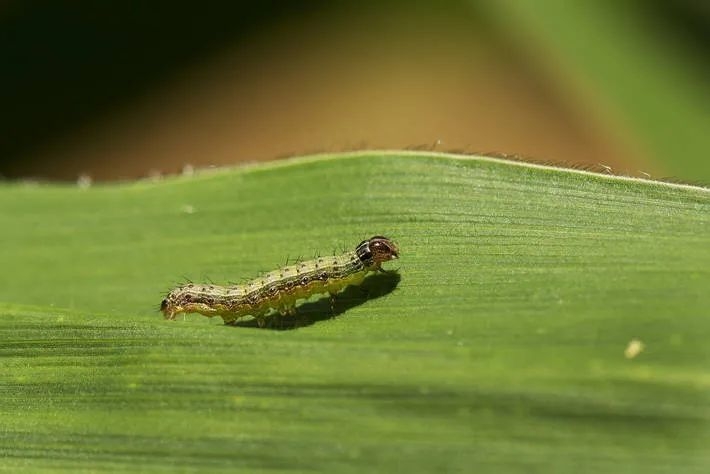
[355,235,399,270]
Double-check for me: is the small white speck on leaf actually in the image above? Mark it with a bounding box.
[181,204,196,214]
[77,174,92,189]
[624,339,645,359]
[182,164,195,176]
[148,170,163,182]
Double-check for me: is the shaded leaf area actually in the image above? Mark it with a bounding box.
[0,152,709,472]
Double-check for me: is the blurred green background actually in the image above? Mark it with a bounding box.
[1,0,708,182]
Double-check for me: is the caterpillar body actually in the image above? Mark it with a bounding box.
[161,236,399,326]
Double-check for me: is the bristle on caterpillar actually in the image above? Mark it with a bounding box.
[161,236,399,327]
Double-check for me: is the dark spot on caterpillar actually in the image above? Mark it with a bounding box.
[160,299,168,311]
[357,248,373,263]
[301,277,309,286]
[319,272,328,280]
[183,294,192,302]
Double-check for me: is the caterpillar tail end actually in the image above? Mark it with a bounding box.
[160,298,177,320]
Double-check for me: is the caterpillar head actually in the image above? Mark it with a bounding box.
[356,236,399,270]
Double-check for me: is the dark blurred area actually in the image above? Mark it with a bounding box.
[1,0,708,182]
[1,0,327,179]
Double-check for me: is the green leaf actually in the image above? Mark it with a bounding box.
[1,151,709,472]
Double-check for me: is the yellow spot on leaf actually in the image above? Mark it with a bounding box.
[624,339,645,359]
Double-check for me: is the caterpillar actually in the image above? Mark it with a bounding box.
[161,236,399,326]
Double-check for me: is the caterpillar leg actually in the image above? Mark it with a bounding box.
[223,310,269,327]
[254,311,270,328]
[278,304,297,316]
[163,302,224,321]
